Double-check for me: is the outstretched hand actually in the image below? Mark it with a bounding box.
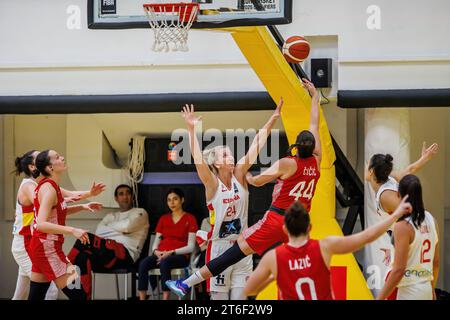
[421,142,438,160]
[84,202,103,213]
[272,97,283,120]
[182,104,203,129]
[65,195,82,204]
[90,182,106,197]
[302,78,318,98]
[392,195,413,221]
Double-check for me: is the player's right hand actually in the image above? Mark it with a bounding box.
[421,142,438,160]
[272,97,283,120]
[182,104,203,129]
[73,228,90,245]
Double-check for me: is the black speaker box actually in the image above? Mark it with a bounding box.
[311,58,332,88]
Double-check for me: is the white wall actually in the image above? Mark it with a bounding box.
[1,0,449,96]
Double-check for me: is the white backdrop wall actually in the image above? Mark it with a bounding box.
[1,0,449,95]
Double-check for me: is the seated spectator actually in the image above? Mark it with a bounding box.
[138,188,198,300]
[68,184,149,300]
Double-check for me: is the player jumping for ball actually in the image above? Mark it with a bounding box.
[167,78,322,298]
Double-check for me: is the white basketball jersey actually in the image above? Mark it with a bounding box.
[207,175,248,242]
[375,176,399,219]
[12,178,37,235]
[397,211,438,287]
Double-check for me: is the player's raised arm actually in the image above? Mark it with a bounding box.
[302,78,322,167]
[235,97,283,182]
[391,142,438,182]
[243,249,276,299]
[182,104,217,191]
[320,196,412,257]
[60,181,106,202]
[245,157,293,187]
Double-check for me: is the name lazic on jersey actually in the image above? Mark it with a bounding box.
[289,255,311,271]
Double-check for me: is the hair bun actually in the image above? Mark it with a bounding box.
[385,154,393,163]
[14,156,22,175]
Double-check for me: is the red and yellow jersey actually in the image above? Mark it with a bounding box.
[276,239,333,300]
[13,178,37,236]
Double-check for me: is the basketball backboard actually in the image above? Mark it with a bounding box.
[88,0,292,29]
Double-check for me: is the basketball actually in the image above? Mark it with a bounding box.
[282,36,310,63]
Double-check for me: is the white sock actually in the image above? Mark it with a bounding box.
[183,270,205,288]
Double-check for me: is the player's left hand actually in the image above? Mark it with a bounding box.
[65,195,82,204]
[380,248,392,266]
[302,78,319,98]
[84,202,103,212]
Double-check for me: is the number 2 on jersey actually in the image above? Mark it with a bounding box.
[289,180,315,201]
[420,239,431,263]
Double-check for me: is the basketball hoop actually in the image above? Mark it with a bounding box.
[143,3,199,52]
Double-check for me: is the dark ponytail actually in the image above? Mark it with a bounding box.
[13,150,39,178]
[398,174,425,228]
[368,154,393,184]
[287,130,316,159]
[284,201,310,237]
[35,150,52,177]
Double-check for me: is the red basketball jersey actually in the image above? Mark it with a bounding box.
[271,156,320,212]
[276,240,333,300]
[33,178,67,243]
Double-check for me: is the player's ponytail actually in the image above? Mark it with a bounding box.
[368,153,393,184]
[13,150,39,178]
[284,201,310,237]
[287,130,316,159]
[398,174,425,228]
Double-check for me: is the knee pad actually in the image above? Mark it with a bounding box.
[206,242,247,276]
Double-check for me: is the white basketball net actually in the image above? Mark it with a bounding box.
[143,3,199,52]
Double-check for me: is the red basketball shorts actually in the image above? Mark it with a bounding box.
[243,211,289,256]
[30,237,69,281]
